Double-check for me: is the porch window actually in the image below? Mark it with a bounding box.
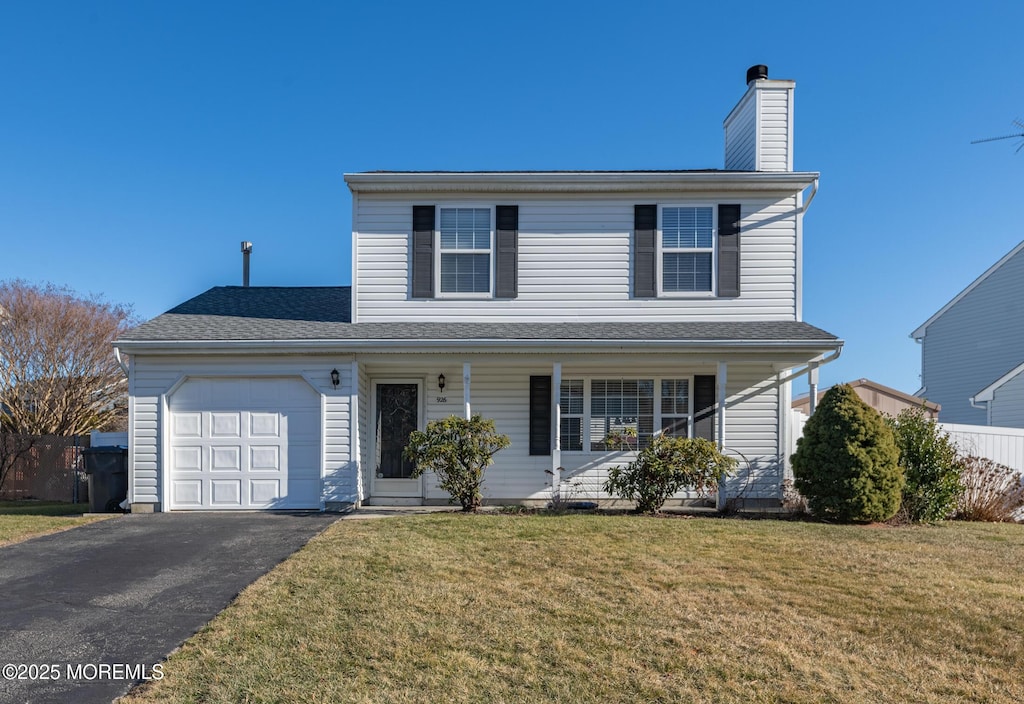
[589,379,655,451]
[661,379,691,437]
[559,379,584,452]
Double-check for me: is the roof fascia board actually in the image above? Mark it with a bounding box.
[115,338,842,355]
[912,240,1024,339]
[344,171,819,194]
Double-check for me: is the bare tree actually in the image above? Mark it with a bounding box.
[0,280,134,436]
[0,281,134,493]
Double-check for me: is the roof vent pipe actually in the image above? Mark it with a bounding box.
[241,241,253,287]
[746,64,768,84]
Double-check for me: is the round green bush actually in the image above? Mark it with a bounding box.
[791,384,903,522]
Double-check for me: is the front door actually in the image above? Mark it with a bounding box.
[371,381,422,499]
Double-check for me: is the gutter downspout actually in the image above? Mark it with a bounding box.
[969,396,991,424]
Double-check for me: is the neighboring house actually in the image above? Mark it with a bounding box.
[793,378,939,419]
[912,240,1024,426]
[114,66,842,512]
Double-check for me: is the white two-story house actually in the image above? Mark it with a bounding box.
[115,66,842,512]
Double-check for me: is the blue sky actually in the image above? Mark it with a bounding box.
[2,1,1021,395]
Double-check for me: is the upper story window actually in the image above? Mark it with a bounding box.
[439,207,492,295]
[661,206,714,293]
[633,203,740,299]
[411,204,518,300]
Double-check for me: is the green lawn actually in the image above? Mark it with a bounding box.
[123,514,1024,703]
[0,501,113,545]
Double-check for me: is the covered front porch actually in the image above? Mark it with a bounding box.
[353,347,837,509]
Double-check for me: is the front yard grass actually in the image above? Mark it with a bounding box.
[124,514,1024,703]
[0,501,112,545]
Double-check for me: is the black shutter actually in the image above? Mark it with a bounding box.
[411,205,435,298]
[495,205,518,299]
[634,205,657,298]
[529,375,552,455]
[717,204,741,298]
[693,375,716,441]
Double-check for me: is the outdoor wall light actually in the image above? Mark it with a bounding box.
[330,368,340,388]
[438,373,446,391]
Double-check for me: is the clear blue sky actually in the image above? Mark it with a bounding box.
[2,1,1021,396]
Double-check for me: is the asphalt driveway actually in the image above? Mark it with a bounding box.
[0,512,339,704]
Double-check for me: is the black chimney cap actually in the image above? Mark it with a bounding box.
[746,65,768,84]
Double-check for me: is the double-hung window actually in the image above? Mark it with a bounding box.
[559,379,584,452]
[660,206,715,294]
[660,379,691,437]
[438,207,492,295]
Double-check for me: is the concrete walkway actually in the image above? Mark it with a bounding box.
[0,512,338,704]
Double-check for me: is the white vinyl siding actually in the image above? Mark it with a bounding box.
[723,81,793,172]
[724,89,756,171]
[354,193,798,322]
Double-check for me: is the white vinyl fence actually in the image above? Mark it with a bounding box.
[937,423,1024,473]
[788,410,1024,474]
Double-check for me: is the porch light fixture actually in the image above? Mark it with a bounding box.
[437,373,446,391]
[330,368,340,388]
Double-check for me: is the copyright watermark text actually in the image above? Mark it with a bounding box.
[2,662,163,681]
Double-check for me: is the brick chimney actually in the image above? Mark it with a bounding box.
[723,65,795,172]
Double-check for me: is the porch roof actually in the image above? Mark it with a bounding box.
[117,286,841,350]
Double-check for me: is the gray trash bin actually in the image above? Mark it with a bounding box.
[83,446,128,513]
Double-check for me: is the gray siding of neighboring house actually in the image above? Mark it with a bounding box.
[921,246,1024,424]
[991,371,1024,429]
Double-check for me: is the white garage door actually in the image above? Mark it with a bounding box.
[168,377,321,510]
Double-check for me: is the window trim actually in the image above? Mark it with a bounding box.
[657,204,717,298]
[434,204,496,298]
[558,376,695,454]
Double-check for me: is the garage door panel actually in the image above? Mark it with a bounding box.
[173,447,203,471]
[169,377,322,510]
[249,446,280,471]
[173,480,203,507]
[210,480,242,506]
[211,412,242,438]
[211,446,242,471]
[250,413,280,437]
[250,479,281,505]
[174,413,202,438]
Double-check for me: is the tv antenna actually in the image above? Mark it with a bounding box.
[971,119,1024,152]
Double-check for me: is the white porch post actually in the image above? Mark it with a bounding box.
[716,361,728,512]
[716,362,727,449]
[463,362,471,419]
[552,362,562,494]
[808,362,820,415]
[351,359,361,503]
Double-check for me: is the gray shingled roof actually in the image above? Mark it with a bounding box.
[119,286,840,345]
